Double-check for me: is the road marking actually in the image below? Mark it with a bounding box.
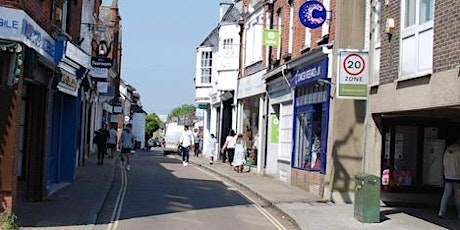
[107,164,128,230]
[194,166,288,230]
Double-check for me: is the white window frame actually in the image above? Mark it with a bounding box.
[370,0,381,85]
[200,51,212,84]
[278,102,293,162]
[277,11,282,60]
[288,3,294,54]
[399,0,434,80]
[304,28,311,49]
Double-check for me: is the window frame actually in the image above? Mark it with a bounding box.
[399,0,434,80]
[200,51,212,84]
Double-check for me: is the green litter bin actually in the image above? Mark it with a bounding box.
[354,173,380,223]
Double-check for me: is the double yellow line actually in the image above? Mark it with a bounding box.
[107,164,128,230]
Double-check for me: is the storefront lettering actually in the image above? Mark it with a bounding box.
[296,66,321,83]
[21,19,55,58]
[0,18,19,29]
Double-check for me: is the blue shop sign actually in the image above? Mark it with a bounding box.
[291,58,328,87]
[0,6,55,62]
[299,0,327,29]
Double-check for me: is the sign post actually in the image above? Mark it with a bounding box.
[337,50,369,100]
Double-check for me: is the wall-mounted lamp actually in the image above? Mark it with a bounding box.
[385,18,395,42]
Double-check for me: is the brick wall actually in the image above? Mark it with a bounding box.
[19,0,83,43]
[378,0,400,84]
[268,0,336,66]
[433,0,460,73]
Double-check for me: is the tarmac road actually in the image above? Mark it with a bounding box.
[93,150,289,230]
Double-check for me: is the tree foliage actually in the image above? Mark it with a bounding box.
[145,113,162,136]
[169,104,196,118]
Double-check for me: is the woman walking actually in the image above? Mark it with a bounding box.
[232,134,246,173]
[207,134,218,164]
[221,129,236,167]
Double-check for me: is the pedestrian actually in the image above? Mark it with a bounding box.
[107,124,117,158]
[221,129,236,168]
[119,123,135,171]
[194,133,201,157]
[179,125,194,166]
[94,124,109,165]
[438,138,460,219]
[207,134,218,164]
[232,134,246,173]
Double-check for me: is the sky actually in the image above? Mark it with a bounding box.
[103,0,219,115]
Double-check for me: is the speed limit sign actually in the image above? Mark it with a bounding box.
[337,50,369,100]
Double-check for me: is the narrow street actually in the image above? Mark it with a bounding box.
[93,150,288,230]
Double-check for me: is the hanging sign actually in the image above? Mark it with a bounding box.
[299,1,327,29]
[263,29,280,47]
[337,50,369,100]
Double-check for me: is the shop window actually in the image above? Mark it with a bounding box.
[0,51,15,88]
[293,104,323,171]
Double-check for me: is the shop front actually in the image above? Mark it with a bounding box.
[0,6,58,202]
[375,109,460,204]
[236,69,266,173]
[265,72,293,182]
[290,57,331,192]
[47,40,89,194]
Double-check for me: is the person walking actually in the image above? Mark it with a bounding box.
[194,133,201,157]
[107,124,117,158]
[438,138,460,219]
[232,134,246,173]
[119,123,135,171]
[221,129,236,168]
[179,126,194,166]
[94,124,109,165]
[207,134,218,164]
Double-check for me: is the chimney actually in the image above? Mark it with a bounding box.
[219,1,233,21]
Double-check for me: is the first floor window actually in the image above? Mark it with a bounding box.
[200,51,212,84]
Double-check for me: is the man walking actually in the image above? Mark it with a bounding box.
[94,124,109,165]
[438,138,460,219]
[179,126,194,166]
[119,123,135,171]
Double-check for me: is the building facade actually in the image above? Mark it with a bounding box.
[366,0,460,205]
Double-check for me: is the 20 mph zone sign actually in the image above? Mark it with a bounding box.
[337,50,369,100]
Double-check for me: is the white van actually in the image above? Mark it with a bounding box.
[163,122,184,154]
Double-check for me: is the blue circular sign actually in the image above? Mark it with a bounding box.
[299,0,327,29]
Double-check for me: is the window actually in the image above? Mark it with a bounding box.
[370,0,381,85]
[279,103,293,161]
[304,28,311,48]
[288,3,294,54]
[223,38,233,50]
[293,102,325,172]
[200,51,212,84]
[277,11,282,60]
[244,15,263,66]
[400,0,434,78]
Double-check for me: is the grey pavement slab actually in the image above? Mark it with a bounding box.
[16,154,116,229]
[188,155,459,230]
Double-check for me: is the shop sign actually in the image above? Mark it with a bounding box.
[291,58,328,87]
[91,57,113,68]
[57,74,79,97]
[0,7,55,62]
[198,103,210,110]
[337,50,369,100]
[270,116,279,143]
[237,71,265,99]
[263,29,279,47]
[89,67,109,79]
[64,41,89,68]
[97,81,108,93]
[299,1,327,29]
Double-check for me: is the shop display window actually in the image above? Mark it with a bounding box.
[293,104,323,171]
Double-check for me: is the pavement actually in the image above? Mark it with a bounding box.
[14,149,459,230]
[188,155,460,230]
[16,153,117,230]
